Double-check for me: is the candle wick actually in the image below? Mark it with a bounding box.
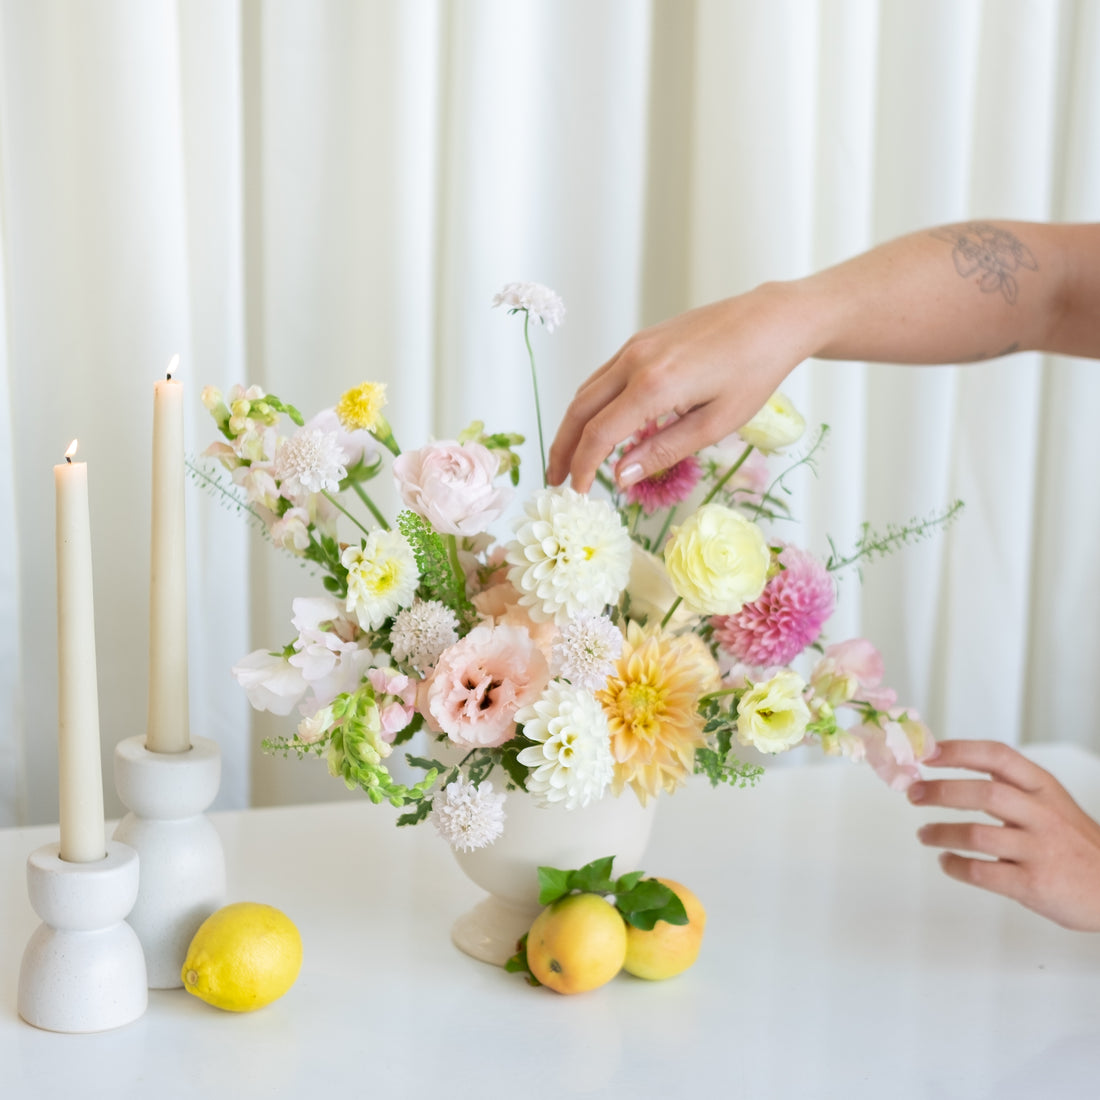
[166,373,173,381]
[66,456,72,464]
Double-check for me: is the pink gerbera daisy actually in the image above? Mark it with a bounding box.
[711,545,834,667]
[622,421,702,514]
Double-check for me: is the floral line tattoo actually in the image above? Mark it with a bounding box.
[931,222,1038,305]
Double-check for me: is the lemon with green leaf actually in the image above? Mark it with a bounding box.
[182,902,302,1012]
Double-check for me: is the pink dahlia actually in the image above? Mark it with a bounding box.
[712,545,834,667]
[623,421,702,514]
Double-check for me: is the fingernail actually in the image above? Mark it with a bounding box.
[923,743,941,762]
[618,463,644,488]
[907,782,926,803]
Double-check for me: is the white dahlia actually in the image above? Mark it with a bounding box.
[505,487,631,625]
[516,680,614,810]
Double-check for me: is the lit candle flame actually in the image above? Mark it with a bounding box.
[65,439,78,463]
[166,353,180,381]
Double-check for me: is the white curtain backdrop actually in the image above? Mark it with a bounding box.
[0,0,1096,826]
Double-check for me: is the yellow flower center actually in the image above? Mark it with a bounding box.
[336,382,387,432]
[622,681,662,737]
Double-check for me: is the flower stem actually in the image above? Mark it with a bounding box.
[323,490,375,537]
[447,534,468,604]
[350,481,390,530]
[700,444,753,507]
[523,311,548,488]
[659,595,684,630]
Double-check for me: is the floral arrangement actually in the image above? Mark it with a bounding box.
[199,282,958,854]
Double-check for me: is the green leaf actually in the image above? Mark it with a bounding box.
[568,856,617,896]
[504,933,541,986]
[536,866,574,906]
[616,880,688,930]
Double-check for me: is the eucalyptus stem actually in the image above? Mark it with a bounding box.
[350,480,390,530]
[523,311,548,488]
[323,490,374,538]
[700,444,753,507]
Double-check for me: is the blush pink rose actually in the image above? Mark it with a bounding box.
[393,440,511,536]
[421,624,550,748]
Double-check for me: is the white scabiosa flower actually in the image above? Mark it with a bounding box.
[275,427,349,497]
[390,599,461,674]
[491,281,566,332]
[341,530,420,630]
[516,680,614,810]
[430,776,507,852]
[551,612,623,691]
[505,486,632,625]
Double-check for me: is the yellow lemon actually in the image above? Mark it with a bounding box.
[526,892,627,995]
[623,878,706,980]
[182,902,303,1012]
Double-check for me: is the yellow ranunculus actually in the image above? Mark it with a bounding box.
[663,503,770,615]
[736,669,811,754]
[738,392,805,453]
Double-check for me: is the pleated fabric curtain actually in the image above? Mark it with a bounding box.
[0,0,1096,826]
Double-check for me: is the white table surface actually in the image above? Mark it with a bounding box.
[3,745,1100,1100]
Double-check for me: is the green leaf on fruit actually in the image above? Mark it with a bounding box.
[504,932,541,986]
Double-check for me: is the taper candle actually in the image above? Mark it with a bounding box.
[54,440,106,863]
[146,356,190,753]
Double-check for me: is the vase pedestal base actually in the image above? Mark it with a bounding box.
[451,895,541,967]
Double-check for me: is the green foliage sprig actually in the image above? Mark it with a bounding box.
[694,692,765,788]
[396,509,477,626]
[825,499,965,576]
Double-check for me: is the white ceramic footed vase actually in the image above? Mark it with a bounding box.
[450,790,656,966]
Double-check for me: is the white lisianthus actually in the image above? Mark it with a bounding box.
[430,777,507,852]
[738,392,806,454]
[341,530,420,630]
[515,681,614,809]
[663,503,770,615]
[736,669,811,753]
[505,486,632,625]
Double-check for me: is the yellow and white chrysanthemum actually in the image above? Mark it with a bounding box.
[335,382,387,433]
[597,622,721,804]
[505,486,632,625]
[341,529,419,630]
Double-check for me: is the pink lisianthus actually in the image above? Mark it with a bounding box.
[366,667,418,742]
[622,421,702,513]
[393,440,511,537]
[420,624,549,748]
[712,546,834,668]
[810,638,898,711]
[858,711,936,790]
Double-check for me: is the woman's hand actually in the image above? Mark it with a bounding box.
[546,282,820,493]
[909,739,1100,931]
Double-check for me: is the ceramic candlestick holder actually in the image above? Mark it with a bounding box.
[113,735,226,989]
[18,840,148,1032]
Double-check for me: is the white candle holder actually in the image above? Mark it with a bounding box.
[113,735,226,989]
[18,840,147,1032]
